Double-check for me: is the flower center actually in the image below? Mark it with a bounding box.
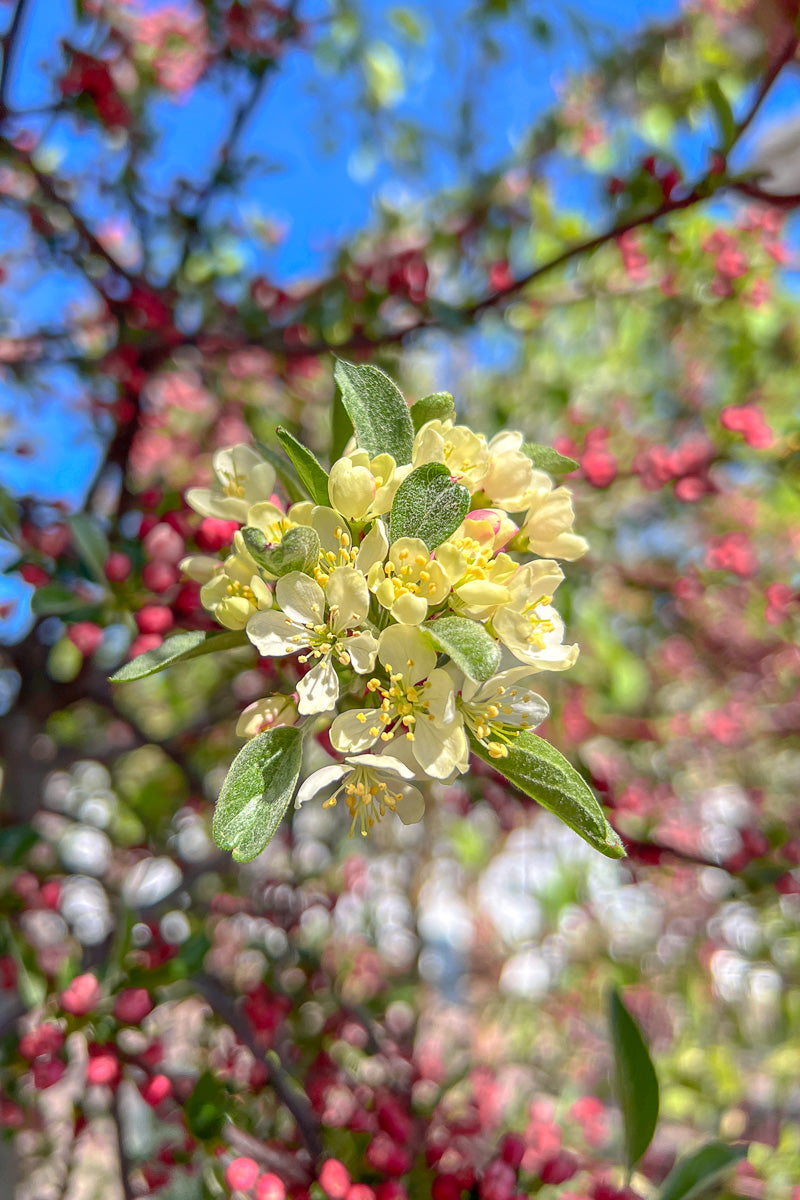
[314,525,357,585]
[520,594,555,648]
[363,661,432,742]
[322,767,403,837]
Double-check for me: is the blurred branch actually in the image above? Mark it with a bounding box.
[0,0,31,118]
[110,1091,136,1200]
[193,972,322,1163]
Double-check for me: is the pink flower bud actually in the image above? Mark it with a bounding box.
[462,509,518,551]
[319,1159,351,1199]
[113,988,153,1024]
[67,622,104,657]
[135,605,173,635]
[140,1074,172,1107]
[86,1046,120,1087]
[143,522,185,563]
[104,552,132,582]
[256,1174,286,1200]
[60,973,101,1016]
[225,1156,260,1192]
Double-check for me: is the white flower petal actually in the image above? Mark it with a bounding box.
[275,571,326,628]
[247,610,308,656]
[391,591,428,625]
[345,753,417,781]
[295,764,349,808]
[396,784,425,825]
[330,710,382,754]
[297,655,340,715]
[355,519,389,574]
[326,566,369,632]
[378,624,437,682]
[412,716,468,780]
[343,630,379,674]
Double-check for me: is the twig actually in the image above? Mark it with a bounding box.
[0,0,31,117]
[110,1090,136,1200]
[193,972,322,1163]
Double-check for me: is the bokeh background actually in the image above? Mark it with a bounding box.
[1,0,800,1197]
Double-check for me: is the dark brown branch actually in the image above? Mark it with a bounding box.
[0,0,31,117]
[110,1091,136,1200]
[193,972,322,1163]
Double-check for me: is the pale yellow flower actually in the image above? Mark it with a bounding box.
[294,751,425,837]
[198,533,272,630]
[491,560,578,671]
[368,537,450,625]
[236,695,299,738]
[328,450,411,521]
[186,444,275,522]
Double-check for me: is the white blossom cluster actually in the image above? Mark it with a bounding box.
[181,417,587,838]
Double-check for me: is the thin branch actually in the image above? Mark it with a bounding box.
[0,0,31,117]
[193,972,322,1163]
[110,1091,136,1200]
[729,31,799,151]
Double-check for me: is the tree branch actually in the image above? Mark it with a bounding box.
[193,972,322,1163]
[110,1091,136,1200]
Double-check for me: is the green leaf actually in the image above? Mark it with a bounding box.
[425,615,500,682]
[212,726,303,863]
[109,630,247,682]
[67,514,109,582]
[609,988,660,1171]
[704,80,736,151]
[185,1071,227,1141]
[389,463,471,549]
[30,583,81,616]
[522,442,579,474]
[0,483,19,538]
[659,1141,747,1200]
[334,357,414,465]
[276,426,331,506]
[411,391,455,431]
[331,385,353,462]
[242,525,320,577]
[470,729,625,859]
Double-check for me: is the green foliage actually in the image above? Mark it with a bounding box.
[411,392,456,430]
[658,1141,748,1200]
[212,726,303,862]
[521,442,579,474]
[242,525,321,577]
[471,730,625,859]
[110,631,248,683]
[276,426,331,506]
[424,615,500,682]
[30,583,81,616]
[67,514,110,583]
[184,1072,227,1141]
[333,358,414,465]
[609,988,660,1171]
[389,463,471,549]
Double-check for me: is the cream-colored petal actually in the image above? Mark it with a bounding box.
[330,710,382,754]
[378,623,437,682]
[326,566,370,632]
[356,519,389,574]
[295,763,349,808]
[345,752,417,781]
[185,487,248,522]
[180,554,221,583]
[343,630,379,674]
[275,571,325,628]
[246,609,308,656]
[395,784,425,825]
[412,716,468,780]
[391,591,428,625]
[297,655,340,715]
[423,669,458,725]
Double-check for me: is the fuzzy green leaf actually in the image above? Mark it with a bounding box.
[242,525,320,577]
[334,358,414,464]
[521,442,579,474]
[30,583,82,616]
[68,514,110,582]
[254,440,306,504]
[425,616,500,682]
[609,988,660,1170]
[212,726,303,863]
[389,463,471,549]
[109,630,247,682]
[411,391,455,431]
[470,729,625,859]
[658,1141,747,1200]
[276,426,331,506]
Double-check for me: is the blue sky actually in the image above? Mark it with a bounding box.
[1,0,796,641]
